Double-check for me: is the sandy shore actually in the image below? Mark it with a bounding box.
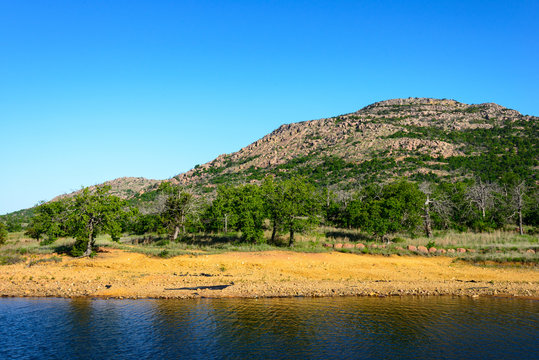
[0,249,537,299]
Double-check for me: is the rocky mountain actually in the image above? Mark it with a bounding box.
[170,97,537,191]
[51,177,163,202]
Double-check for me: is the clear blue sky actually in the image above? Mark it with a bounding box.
[1,0,538,214]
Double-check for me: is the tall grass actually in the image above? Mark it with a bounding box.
[0,228,536,265]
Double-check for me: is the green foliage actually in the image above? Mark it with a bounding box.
[160,183,202,241]
[5,219,23,232]
[0,222,7,245]
[206,184,265,243]
[130,213,165,235]
[26,186,134,257]
[67,186,133,256]
[263,176,322,246]
[386,121,538,182]
[26,200,68,243]
[0,254,26,265]
[158,249,171,258]
[347,181,425,240]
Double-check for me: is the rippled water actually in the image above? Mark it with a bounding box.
[0,296,537,359]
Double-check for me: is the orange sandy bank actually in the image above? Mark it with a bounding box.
[0,249,537,299]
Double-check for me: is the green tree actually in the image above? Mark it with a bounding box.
[67,186,132,256]
[160,183,201,241]
[263,176,321,247]
[205,185,240,233]
[347,181,424,241]
[26,200,67,244]
[206,184,265,243]
[0,222,7,245]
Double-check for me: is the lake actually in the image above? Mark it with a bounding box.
[0,296,537,359]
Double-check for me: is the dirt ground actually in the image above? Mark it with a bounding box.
[0,249,537,299]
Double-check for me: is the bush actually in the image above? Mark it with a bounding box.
[158,249,170,258]
[71,238,96,257]
[0,254,26,265]
[0,222,7,245]
[28,256,62,267]
[155,239,170,246]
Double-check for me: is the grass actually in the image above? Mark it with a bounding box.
[0,228,536,266]
[0,254,26,265]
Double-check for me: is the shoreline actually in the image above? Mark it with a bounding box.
[0,249,537,300]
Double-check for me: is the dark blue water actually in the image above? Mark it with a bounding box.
[0,296,537,359]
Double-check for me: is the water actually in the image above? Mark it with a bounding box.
[0,296,537,359]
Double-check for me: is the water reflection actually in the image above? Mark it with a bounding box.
[0,296,536,359]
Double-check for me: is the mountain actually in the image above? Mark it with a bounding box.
[3,97,538,218]
[171,97,537,191]
[51,177,163,202]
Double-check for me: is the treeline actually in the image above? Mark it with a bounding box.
[19,175,538,256]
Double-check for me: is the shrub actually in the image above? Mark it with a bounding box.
[158,249,170,258]
[0,254,26,265]
[0,222,7,245]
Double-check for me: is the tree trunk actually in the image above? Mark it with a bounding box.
[518,198,524,235]
[271,221,278,243]
[424,198,432,238]
[83,226,94,257]
[172,226,180,241]
[288,228,294,247]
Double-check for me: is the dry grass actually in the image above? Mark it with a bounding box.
[1,228,537,265]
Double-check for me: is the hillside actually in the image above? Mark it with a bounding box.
[173,97,537,191]
[51,177,163,202]
[3,97,537,219]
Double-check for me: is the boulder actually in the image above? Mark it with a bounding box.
[457,248,466,253]
[407,245,417,251]
[355,243,365,249]
[417,246,428,254]
[370,244,378,248]
[334,243,343,249]
[437,248,447,254]
[526,249,535,254]
[428,247,437,253]
[343,243,354,249]
[447,249,456,254]
[323,243,332,248]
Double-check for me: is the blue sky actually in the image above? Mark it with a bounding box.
[1,0,538,214]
